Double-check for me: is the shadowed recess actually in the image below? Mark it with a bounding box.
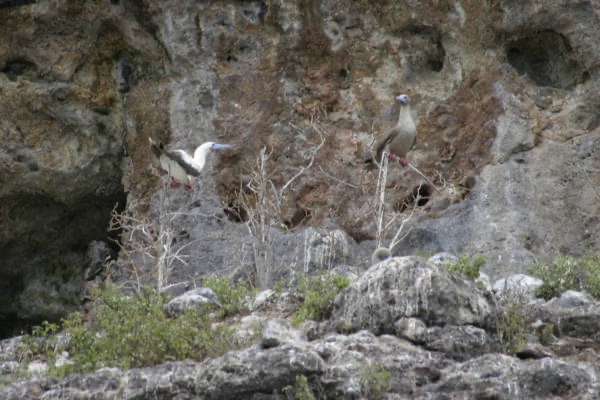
[506,30,588,89]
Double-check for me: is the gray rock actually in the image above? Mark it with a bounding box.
[422,353,597,399]
[163,287,221,316]
[332,257,498,334]
[394,317,427,344]
[252,289,276,311]
[547,290,592,309]
[493,274,543,301]
[260,318,303,349]
[273,227,358,278]
[428,252,458,267]
[425,325,490,361]
[84,241,114,281]
[312,331,447,398]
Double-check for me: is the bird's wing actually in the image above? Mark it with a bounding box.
[374,128,400,163]
[167,150,202,177]
[161,155,191,183]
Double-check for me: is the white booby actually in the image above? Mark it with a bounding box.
[149,137,231,190]
[374,94,416,167]
[371,247,392,265]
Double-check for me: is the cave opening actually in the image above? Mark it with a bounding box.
[505,30,588,89]
[0,189,126,339]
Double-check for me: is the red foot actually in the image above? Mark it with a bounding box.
[183,184,193,191]
[169,177,182,189]
[386,153,408,166]
[387,153,398,162]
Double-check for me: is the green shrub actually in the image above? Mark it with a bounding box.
[360,362,391,399]
[290,272,350,326]
[443,254,486,280]
[282,375,317,400]
[529,253,600,300]
[19,284,252,376]
[497,300,528,354]
[202,276,256,317]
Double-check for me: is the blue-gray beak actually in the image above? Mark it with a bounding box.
[211,143,231,151]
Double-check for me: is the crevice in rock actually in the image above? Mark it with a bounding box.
[401,26,445,75]
[1,59,37,81]
[505,30,588,89]
[224,202,248,223]
[284,207,312,230]
[395,184,432,213]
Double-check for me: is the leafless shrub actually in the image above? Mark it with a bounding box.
[239,121,325,289]
[108,185,199,292]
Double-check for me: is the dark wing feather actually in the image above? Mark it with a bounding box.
[374,128,399,164]
[166,150,202,177]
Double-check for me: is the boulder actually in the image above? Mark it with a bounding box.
[332,257,498,334]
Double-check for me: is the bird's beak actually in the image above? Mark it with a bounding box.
[211,143,231,151]
[396,95,408,105]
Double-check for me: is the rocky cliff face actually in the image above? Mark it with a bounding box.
[0,0,599,341]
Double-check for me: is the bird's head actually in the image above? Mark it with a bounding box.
[396,94,409,105]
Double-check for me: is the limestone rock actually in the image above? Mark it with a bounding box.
[163,287,221,317]
[260,318,304,349]
[493,274,544,301]
[332,257,498,334]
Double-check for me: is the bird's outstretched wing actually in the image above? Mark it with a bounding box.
[167,150,202,177]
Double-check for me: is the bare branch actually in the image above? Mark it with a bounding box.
[406,162,441,192]
[280,122,325,194]
[318,166,359,189]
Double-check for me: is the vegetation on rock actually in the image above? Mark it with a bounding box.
[443,254,486,280]
[529,253,600,300]
[17,284,253,376]
[360,362,392,399]
[202,276,256,317]
[289,272,350,326]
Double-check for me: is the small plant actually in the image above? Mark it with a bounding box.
[497,300,528,354]
[18,284,252,377]
[17,320,61,367]
[202,276,256,317]
[360,362,391,399]
[282,375,317,400]
[443,254,486,280]
[290,272,350,326]
[529,253,600,300]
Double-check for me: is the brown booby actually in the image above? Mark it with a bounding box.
[149,137,231,190]
[371,247,392,265]
[373,94,416,167]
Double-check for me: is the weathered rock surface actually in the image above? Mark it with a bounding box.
[332,257,497,334]
[5,258,600,399]
[2,0,600,336]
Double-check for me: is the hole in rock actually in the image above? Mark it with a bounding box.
[1,59,37,80]
[506,30,588,89]
[395,184,432,213]
[284,208,312,230]
[224,203,248,223]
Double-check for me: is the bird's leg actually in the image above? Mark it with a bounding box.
[183,178,193,191]
[169,177,181,189]
[386,152,398,162]
[399,157,409,167]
